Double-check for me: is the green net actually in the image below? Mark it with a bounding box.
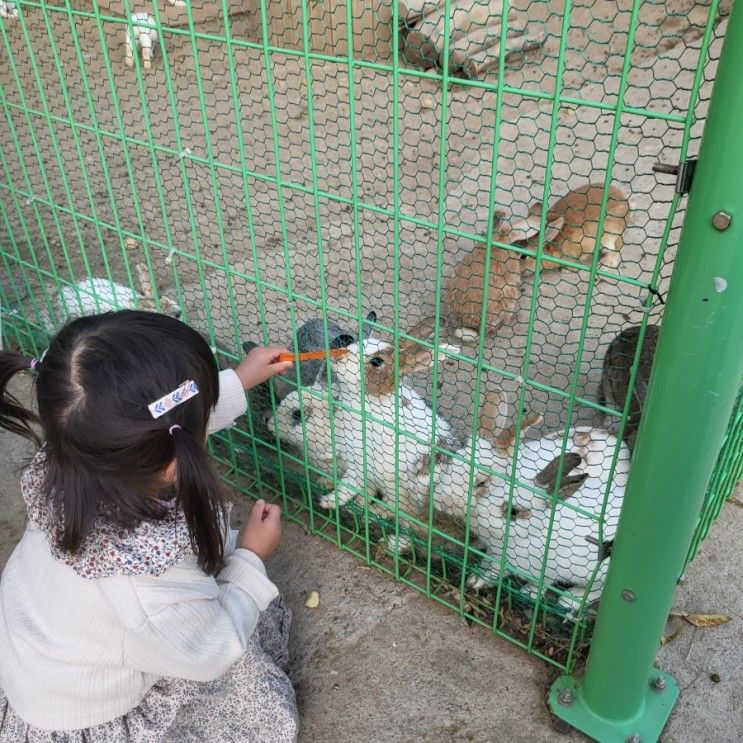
[0,0,739,673]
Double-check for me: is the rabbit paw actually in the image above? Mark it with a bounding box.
[453,327,480,342]
[555,585,600,625]
[318,492,338,510]
[318,482,357,510]
[466,572,487,591]
[386,533,413,554]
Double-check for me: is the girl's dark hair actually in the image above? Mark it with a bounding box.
[0,310,226,575]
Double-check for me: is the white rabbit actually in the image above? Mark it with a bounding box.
[124,13,158,71]
[0,2,19,20]
[466,484,622,619]
[271,381,444,537]
[432,392,630,618]
[42,263,181,334]
[319,336,459,551]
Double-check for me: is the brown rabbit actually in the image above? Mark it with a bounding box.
[442,213,523,341]
[517,183,631,272]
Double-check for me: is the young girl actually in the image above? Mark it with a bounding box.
[0,310,299,742]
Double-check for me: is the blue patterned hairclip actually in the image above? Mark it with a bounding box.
[148,380,199,419]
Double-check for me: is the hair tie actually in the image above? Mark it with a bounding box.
[29,348,49,372]
[169,424,181,436]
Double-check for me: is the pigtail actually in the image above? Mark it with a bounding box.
[0,350,41,448]
[169,426,227,576]
[46,459,101,554]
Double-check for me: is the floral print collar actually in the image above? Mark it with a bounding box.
[20,448,208,579]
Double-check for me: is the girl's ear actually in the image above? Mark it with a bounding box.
[163,458,177,486]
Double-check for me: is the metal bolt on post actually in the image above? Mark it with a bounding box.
[549,1,743,740]
[651,676,667,693]
[712,211,732,231]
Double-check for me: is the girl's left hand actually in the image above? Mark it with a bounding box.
[235,346,293,390]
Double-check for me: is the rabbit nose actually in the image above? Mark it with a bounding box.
[174,309,182,319]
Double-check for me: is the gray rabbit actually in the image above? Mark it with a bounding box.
[598,324,660,452]
[242,312,377,416]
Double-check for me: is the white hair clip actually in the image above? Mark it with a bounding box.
[148,380,199,419]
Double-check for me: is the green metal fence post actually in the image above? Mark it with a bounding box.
[549,3,743,740]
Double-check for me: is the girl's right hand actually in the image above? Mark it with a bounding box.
[235,346,293,390]
[239,499,282,560]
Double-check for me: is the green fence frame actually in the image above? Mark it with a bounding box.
[1,0,741,739]
[550,0,743,736]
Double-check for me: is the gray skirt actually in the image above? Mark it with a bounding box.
[0,598,298,743]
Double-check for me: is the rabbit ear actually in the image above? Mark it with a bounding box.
[501,215,538,243]
[508,209,564,243]
[134,263,153,299]
[534,452,588,499]
[492,209,509,232]
[406,316,438,342]
[331,333,355,349]
[544,212,565,241]
[493,411,543,456]
[362,311,377,339]
[398,340,458,375]
[478,389,510,439]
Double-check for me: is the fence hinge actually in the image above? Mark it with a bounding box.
[585,535,614,562]
[653,158,697,195]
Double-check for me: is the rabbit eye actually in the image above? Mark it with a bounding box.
[369,356,385,368]
[291,409,303,424]
[502,503,528,520]
[475,479,488,489]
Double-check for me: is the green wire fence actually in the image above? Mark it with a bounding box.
[0,0,740,693]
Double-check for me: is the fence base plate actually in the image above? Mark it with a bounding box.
[549,670,679,742]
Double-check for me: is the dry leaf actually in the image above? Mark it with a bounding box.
[683,613,731,628]
[304,591,320,609]
[661,615,684,646]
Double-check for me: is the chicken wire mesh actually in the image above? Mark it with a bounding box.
[0,0,740,673]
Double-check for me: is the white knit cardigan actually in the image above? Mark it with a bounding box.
[0,369,279,731]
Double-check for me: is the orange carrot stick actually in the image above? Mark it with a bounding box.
[276,349,348,363]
